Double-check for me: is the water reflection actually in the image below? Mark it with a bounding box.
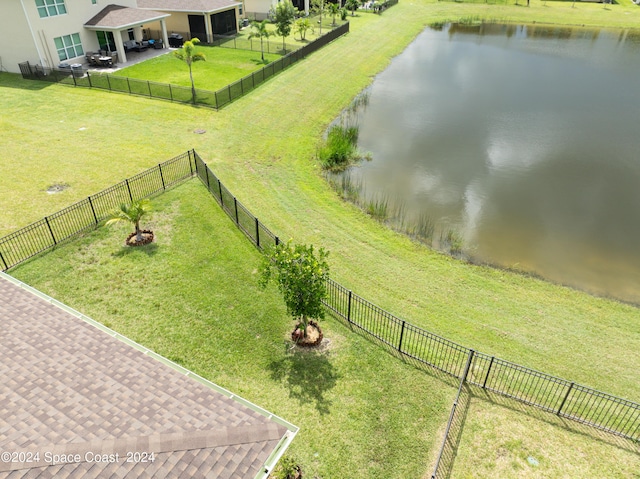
[340,23,640,304]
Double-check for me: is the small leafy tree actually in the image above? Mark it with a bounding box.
[272,0,296,52]
[346,0,359,15]
[293,17,314,41]
[327,1,340,26]
[106,199,152,244]
[260,241,330,337]
[248,20,275,61]
[173,38,206,103]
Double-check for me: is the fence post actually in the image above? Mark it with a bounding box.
[234,197,239,224]
[482,356,495,389]
[228,84,232,101]
[106,74,111,91]
[87,71,92,88]
[275,236,280,246]
[0,251,8,270]
[347,290,352,323]
[147,80,152,97]
[398,320,406,352]
[88,196,98,225]
[218,179,223,206]
[461,349,475,383]
[205,166,211,189]
[158,163,166,190]
[126,77,131,94]
[125,179,133,202]
[255,217,260,248]
[557,382,575,416]
[44,217,57,245]
[169,83,173,102]
[188,150,194,175]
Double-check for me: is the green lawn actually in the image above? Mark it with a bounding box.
[1,0,640,474]
[451,393,640,478]
[9,180,455,479]
[112,46,281,92]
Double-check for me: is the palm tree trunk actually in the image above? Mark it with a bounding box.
[189,65,196,103]
[260,38,265,61]
[135,220,142,243]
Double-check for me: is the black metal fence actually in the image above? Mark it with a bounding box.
[192,152,640,444]
[0,151,196,271]
[17,22,349,110]
[431,352,474,479]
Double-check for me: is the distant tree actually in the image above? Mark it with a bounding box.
[327,1,340,26]
[272,0,296,52]
[248,20,275,61]
[173,38,206,103]
[293,17,314,41]
[346,0,359,15]
[312,0,326,34]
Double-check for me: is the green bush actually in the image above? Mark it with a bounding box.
[318,123,360,171]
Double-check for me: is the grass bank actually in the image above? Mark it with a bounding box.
[9,181,455,478]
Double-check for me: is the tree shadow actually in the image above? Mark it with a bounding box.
[268,344,340,415]
[112,242,159,257]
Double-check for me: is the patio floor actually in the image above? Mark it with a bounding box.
[0,272,297,479]
[86,46,174,74]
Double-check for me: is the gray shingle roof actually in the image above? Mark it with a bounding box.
[84,5,170,29]
[137,0,241,12]
[0,273,296,479]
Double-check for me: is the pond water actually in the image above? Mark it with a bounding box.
[343,23,640,304]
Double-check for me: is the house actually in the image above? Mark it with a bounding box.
[0,272,298,478]
[0,0,244,74]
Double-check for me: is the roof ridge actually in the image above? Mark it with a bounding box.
[0,424,287,473]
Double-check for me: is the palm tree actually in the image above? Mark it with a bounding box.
[248,20,275,62]
[327,1,340,26]
[173,38,206,104]
[106,199,152,244]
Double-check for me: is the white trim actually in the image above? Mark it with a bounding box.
[19,0,46,67]
[84,13,171,31]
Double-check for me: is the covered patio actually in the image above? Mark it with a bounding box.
[84,5,171,65]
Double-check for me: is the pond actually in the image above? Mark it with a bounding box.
[339,23,640,305]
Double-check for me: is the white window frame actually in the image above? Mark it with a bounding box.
[35,0,67,18]
[54,33,84,62]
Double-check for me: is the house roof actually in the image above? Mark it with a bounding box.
[84,4,170,30]
[0,273,297,479]
[137,0,242,13]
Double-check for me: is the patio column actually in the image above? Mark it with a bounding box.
[160,19,169,48]
[114,32,127,63]
[204,13,213,43]
[304,0,309,16]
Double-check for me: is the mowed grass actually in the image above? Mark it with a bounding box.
[450,394,640,478]
[8,180,455,479]
[112,46,281,92]
[2,0,640,473]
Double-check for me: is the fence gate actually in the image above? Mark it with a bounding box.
[18,62,33,79]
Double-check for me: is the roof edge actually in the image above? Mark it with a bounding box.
[0,271,300,445]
